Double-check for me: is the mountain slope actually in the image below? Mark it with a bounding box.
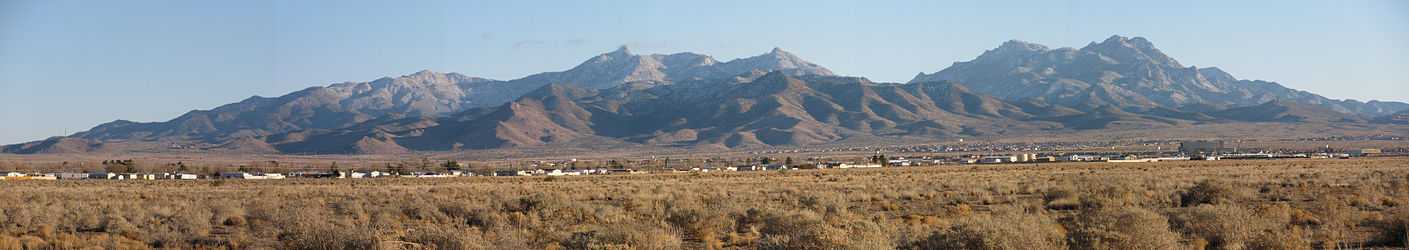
[70,70,491,143]
[1210,100,1358,123]
[271,72,1065,152]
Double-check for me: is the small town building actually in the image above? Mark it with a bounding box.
[1352,148,1382,157]
[165,173,200,180]
[349,171,385,178]
[1016,153,1037,162]
[836,163,882,169]
[220,172,286,180]
[88,172,117,179]
[980,155,1018,164]
[543,169,582,176]
[4,173,58,180]
[57,173,89,180]
[112,173,157,180]
[494,170,533,177]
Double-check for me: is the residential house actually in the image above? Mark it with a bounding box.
[165,173,200,180]
[543,169,582,176]
[113,173,157,180]
[494,170,533,177]
[88,172,118,179]
[837,163,882,169]
[979,155,1018,164]
[349,171,385,178]
[220,172,286,180]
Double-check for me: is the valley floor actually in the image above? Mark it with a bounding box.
[2,158,1408,249]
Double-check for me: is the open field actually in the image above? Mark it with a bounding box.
[2,158,1409,249]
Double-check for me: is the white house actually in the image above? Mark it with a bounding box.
[4,173,57,180]
[355,170,388,178]
[837,163,882,169]
[542,169,582,176]
[348,171,389,178]
[220,172,285,180]
[113,173,157,180]
[402,172,456,178]
[1,172,39,180]
[979,156,1018,164]
[165,173,200,180]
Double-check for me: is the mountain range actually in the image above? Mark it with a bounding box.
[6,35,1407,154]
[911,36,1408,115]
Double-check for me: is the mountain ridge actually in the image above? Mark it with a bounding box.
[5,37,1407,154]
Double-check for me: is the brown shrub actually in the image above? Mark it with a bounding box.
[1370,205,1409,248]
[279,221,379,250]
[756,210,893,250]
[906,208,1066,250]
[1180,179,1250,207]
[1068,206,1183,250]
[403,226,488,250]
[1166,204,1268,249]
[561,223,681,250]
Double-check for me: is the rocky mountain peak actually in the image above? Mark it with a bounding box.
[608,45,634,56]
[1082,35,1180,67]
[1105,35,1156,49]
[586,45,640,65]
[966,40,1049,64]
[767,47,793,57]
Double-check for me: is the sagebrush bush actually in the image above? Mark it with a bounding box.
[1180,179,1250,207]
[1068,205,1182,250]
[906,208,1066,250]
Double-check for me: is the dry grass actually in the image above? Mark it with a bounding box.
[0,158,1407,249]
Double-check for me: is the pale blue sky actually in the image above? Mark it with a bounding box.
[2,0,1407,144]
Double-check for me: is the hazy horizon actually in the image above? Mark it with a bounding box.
[2,0,1408,144]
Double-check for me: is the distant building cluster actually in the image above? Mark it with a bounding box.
[2,142,1396,182]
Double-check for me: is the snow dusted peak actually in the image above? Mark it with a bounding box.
[1096,35,1156,50]
[997,40,1049,52]
[1082,35,1180,67]
[722,47,834,76]
[964,39,1050,64]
